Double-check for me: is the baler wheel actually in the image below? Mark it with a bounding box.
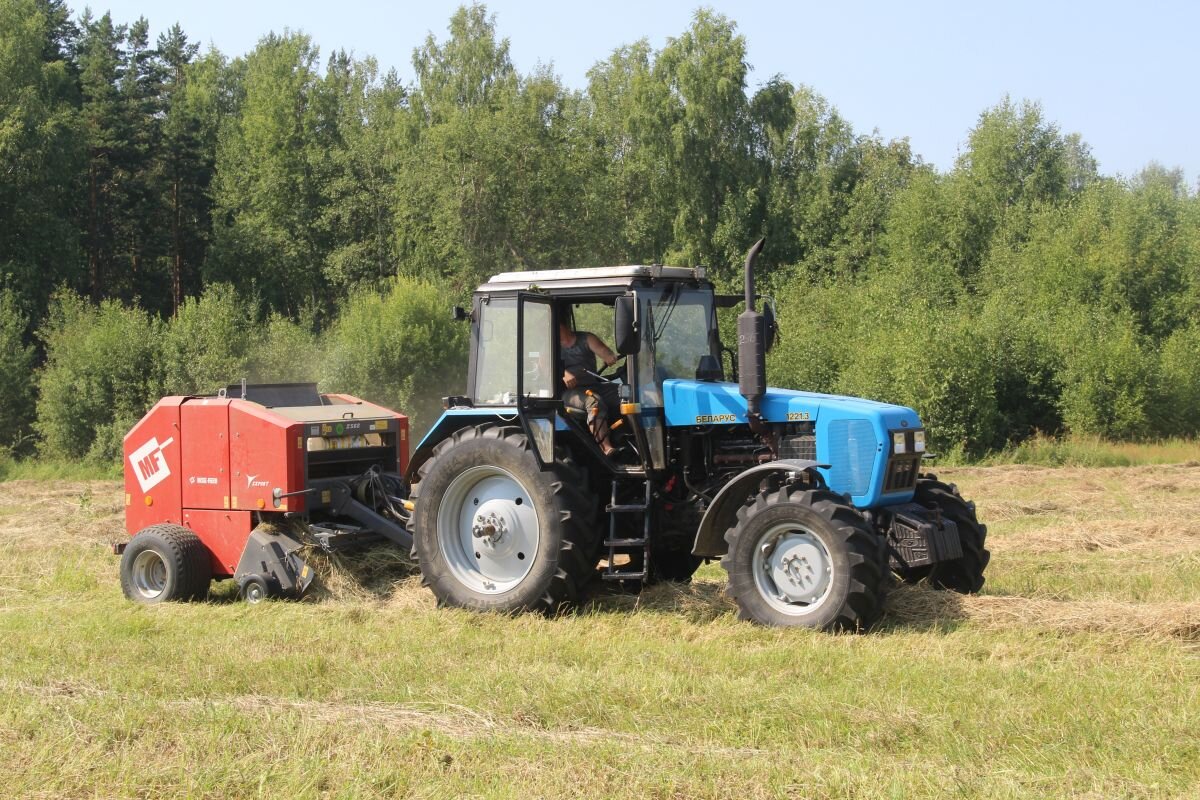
[119,524,212,603]
[721,486,886,630]
[905,475,990,593]
[411,424,598,614]
[240,575,271,604]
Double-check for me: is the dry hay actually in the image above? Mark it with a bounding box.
[0,480,123,549]
[300,542,424,605]
[988,516,1200,555]
[886,584,1200,642]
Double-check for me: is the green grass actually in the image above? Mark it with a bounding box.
[0,452,121,481]
[1,466,1198,798]
[946,434,1200,468]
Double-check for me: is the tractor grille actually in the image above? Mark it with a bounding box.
[825,419,877,497]
[883,455,921,492]
[779,433,816,461]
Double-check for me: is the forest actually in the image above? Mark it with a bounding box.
[1,0,1198,463]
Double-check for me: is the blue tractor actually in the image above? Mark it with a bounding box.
[407,241,988,630]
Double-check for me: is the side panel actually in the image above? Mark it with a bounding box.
[229,401,305,512]
[181,508,254,577]
[180,398,231,510]
[124,398,185,536]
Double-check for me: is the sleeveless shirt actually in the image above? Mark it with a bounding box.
[561,330,598,386]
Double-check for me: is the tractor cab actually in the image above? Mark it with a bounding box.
[434,265,730,476]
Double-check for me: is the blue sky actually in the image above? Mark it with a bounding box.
[93,1,1198,183]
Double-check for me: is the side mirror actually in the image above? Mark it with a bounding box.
[452,305,469,321]
[763,299,778,353]
[613,295,639,356]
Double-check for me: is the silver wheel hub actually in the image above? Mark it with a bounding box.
[752,524,835,616]
[438,466,539,594]
[131,549,168,600]
[472,509,509,547]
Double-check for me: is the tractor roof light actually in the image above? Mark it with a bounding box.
[892,431,907,454]
[913,430,926,452]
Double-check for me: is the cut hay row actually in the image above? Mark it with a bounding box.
[885,584,1200,642]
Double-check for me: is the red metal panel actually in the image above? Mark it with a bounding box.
[228,400,304,513]
[182,508,253,577]
[123,398,185,536]
[180,398,231,510]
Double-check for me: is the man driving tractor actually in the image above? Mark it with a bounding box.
[558,320,620,456]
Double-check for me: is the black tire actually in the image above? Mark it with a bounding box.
[410,424,599,614]
[912,475,990,593]
[721,486,886,630]
[119,523,212,603]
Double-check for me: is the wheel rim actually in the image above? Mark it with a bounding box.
[245,582,265,603]
[131,549,168,600]
[437,465,540,594]
[751,522,835,617]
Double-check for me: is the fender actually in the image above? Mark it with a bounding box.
[407,409,518,481]
[692,459,829,558]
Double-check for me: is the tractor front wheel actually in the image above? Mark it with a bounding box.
[910,475,990,593]
[411,425,598,614]
[119,524,212,603]
[721,486,886,630]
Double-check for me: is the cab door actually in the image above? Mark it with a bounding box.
[516,293,557,469]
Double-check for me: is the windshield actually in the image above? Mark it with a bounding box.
[639,286,719,390]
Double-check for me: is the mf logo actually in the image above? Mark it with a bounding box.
[129,436,174,493]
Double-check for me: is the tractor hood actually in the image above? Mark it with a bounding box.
[661,380,922,507]
[661,380,920,431]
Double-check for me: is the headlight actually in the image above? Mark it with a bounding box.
[892,431,907,454]
[913,430,926,452]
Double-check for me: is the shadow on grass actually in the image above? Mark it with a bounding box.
[878,584,970,633]
[580,578,738,624]
[202,545,974,635]
[581,577,973,633]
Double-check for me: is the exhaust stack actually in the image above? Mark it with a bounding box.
[737,238,767,423]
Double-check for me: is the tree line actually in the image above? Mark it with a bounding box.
[1,0,1197,462]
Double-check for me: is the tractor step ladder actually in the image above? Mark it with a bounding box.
[602,478,652,582]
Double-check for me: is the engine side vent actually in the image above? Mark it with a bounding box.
[825,419,877,497]
[779,433,816,461]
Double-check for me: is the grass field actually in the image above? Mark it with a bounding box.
[1,463,1198,799]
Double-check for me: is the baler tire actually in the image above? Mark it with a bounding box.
[721,486,886,631]
[912,475,990,594]
[120,524,212,603]
[410,424,598,615]
[240,575,271,604]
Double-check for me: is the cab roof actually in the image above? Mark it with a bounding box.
[480,265,709,293]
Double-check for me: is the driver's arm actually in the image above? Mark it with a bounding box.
[586,334,618,367]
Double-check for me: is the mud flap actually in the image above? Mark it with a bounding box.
[235,527,314,598]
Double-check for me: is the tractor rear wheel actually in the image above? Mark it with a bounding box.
[411,425,598,614]
[721,486,886,630]
[910,475,990,593]
[119,524,212,603]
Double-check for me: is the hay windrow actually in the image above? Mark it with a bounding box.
[886,584,1200,642]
